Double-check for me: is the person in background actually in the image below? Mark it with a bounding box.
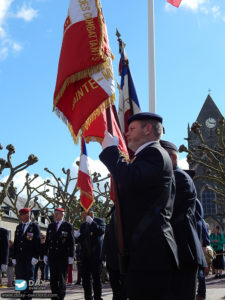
[210,225,225,279]
[12,207,40,299]
[44,208,74,300]
[34,235,46,282]
[7,240,14,287]
[76,208,105,300]
[74,242,82,285]
[0,225,9,287]
[194,198,210,300]
[67,259,73,285]
[103,206,127,300]
[160,140,207,300]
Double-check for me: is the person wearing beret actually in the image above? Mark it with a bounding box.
[44,208,74,300]
[75,208,105,300]
[12,207,41,299]
[160,140,207,300]
[99,112,179,300]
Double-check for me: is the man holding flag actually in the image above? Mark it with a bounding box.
[100,112,179,300]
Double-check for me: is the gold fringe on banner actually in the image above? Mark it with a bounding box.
[80,196,94,213]
[66,93,116,145]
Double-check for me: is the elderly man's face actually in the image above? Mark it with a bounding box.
[54,211,64,222]
[19,212,30,223]
[126,121,150,152]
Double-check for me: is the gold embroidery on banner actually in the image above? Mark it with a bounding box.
[53,62,108,108]
[72,78,99,110]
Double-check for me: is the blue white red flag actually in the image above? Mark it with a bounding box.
[77,138,94,212]
[118,38,141,139]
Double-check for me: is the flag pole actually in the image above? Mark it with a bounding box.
[106,106,127,273]
[148,0,156,113]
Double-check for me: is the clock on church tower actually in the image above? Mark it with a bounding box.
[205,117,216,128]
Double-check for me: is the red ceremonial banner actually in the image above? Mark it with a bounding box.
[53,0,115,143]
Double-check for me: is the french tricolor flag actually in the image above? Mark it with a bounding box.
[77,138,94,212]
[118,37,141,158]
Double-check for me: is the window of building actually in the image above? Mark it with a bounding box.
[202,189,216,216]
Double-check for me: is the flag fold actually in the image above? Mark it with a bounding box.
[77,138,94,211]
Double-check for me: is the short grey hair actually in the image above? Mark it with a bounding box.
[140,119,163,139]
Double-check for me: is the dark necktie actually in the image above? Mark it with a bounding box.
[21,223,25,234]
[56,222,58,231]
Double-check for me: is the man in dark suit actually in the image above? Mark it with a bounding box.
[99,112,179,300]
[160,140,207,300]
[44,208,74,300]
[76,209,105,300]
[12,207,40,299]
[0,226,9,276]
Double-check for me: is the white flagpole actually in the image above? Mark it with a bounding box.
[148,0,156,113]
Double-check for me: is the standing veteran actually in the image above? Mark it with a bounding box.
[76,209,105,300]
[44,208,74,300]
[160,140,207,300]
[12,207,40,299]
[99,112,179,300]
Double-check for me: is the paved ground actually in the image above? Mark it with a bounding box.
[0,272,225,299]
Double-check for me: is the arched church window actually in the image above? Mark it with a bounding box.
[202,189,216,216]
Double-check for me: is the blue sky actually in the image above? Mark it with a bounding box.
[1,0,225,191]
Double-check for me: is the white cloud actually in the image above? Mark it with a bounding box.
[0,26,6,38]
[0,46,8,60]
[200,7,209,14]
[12,41,23,52]
[0,0,14,26]
[178,157,189,169]
[0,1,38,61]
[211,6,221,18]
[181,0,208,11]
[15,4,38,22]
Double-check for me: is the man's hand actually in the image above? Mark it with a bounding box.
[31,258,38,265]
[68,257,74,265]
[1,264,7,272]
[12,259,16,265]
[102,131,119,150]
[86,215,93,224]
[43,256,48,264]
[74,230,80,238]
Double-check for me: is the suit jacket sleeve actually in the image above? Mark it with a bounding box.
[90,218,105,236]
[31,223,41,259]
[67,223,75,258]
[99,146,164,187]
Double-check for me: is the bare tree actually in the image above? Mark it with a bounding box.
[0,143,38,205]
[0,144,113,225]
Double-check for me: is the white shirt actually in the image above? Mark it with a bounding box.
[56,220,63,231]
[22,221,30,234]
[135,141,159,156]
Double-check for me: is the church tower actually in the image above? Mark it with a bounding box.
[187,94,225,228]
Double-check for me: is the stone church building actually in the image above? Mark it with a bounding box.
[187,94,225,230]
